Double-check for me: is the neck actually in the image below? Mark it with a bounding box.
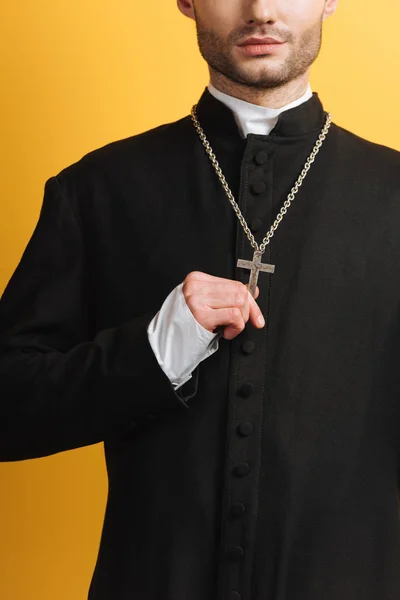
[209,69,311,109]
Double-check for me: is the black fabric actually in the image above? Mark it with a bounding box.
[1,87,400,600]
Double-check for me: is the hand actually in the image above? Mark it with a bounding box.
[182,271,265,341]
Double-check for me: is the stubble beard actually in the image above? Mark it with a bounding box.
[194,15,324,90]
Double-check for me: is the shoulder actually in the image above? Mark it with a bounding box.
[45,114,195,227]
[330,122,400,177]
[54,114,194,191]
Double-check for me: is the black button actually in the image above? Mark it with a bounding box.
[251,180,266,194]
[238,422,254,437]
[242,340,256,354]
[237,382,255,398]
[146,413,157,420]
[254,151,268,165]
[250,217,263,232]
[229,592,242,600]
[230,502,246,516]
[234,463,250,477]
[230,545,244,558]
[129,420,138,430]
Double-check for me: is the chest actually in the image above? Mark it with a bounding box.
[83,130,400,336]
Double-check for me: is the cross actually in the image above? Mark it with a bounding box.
[237,249,275,298]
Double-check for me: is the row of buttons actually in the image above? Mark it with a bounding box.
[234,341,256,480]
[226,149,268,600]
[228,334,258,596]
[251,151,269,200]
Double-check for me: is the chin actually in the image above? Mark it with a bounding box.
[233,66,286,86]
[234,57,283,75]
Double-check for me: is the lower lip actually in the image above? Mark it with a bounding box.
[238,43,285,56]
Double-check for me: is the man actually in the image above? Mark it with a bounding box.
[1,0,400,598]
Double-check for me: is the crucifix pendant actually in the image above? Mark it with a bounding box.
[237,249,275,298]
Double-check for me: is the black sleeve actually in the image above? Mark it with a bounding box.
[0,176,193,462]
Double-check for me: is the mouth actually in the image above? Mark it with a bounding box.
[237,37,286,57]
[239,37,284,46]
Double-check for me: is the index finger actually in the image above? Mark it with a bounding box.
[185,271,247,286]
[245,283,260,300]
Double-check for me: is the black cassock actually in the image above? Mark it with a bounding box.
[1,89,400,600]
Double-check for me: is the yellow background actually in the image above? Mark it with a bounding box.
[0,1,399,598]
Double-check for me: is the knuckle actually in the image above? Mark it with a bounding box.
[182,281,191,299]
[183,271,200,286]
[186,271,200,280]
[234,292,245,307]
[183,279,198,298]
[231,283,247,307]
[241,288,249,305]
[230,307,242,321]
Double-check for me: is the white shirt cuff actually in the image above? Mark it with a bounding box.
[147,282,221,390]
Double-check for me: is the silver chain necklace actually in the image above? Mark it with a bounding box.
[190,104,332,297]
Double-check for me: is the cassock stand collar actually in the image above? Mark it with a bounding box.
[194,87,328,141]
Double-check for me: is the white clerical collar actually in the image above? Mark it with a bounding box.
[207,82,313,138]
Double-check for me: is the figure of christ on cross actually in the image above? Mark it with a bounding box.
[237,249,275,298]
